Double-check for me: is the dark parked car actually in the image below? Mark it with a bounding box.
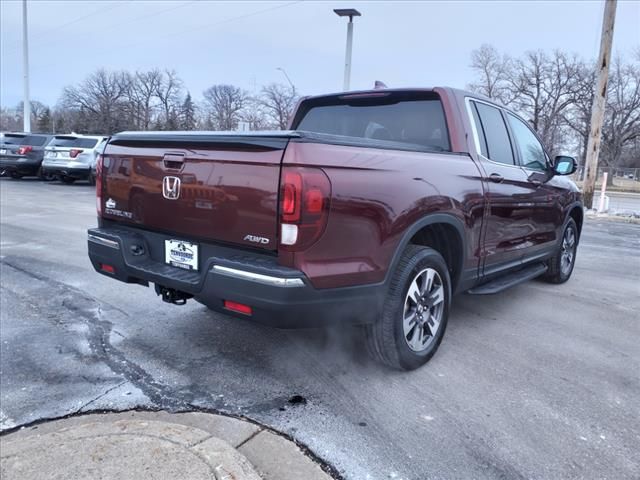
[0,133,55,179]
[88,87,583,370]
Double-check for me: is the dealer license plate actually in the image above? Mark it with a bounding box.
[165,239,199,271]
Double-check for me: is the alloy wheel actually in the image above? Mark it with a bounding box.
[402,268,445,352]
[560,225,577,275]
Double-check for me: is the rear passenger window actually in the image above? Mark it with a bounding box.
[473,101,515,165]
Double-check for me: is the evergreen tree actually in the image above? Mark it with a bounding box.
[180,92,197,130]
[37,108,53,133]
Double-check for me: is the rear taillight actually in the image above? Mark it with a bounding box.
[69,149,84,158]
[279,167,331,251]
[18,146,32,155]
[96,154,104,216]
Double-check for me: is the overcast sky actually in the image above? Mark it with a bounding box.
[1,0,639,108]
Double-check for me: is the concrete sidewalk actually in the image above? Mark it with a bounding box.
[0,411,334,480]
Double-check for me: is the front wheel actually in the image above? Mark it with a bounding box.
[366,245,450,370]
[543,218,578,284]
[60,176,76,184]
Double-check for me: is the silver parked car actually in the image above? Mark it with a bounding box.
[42,134,107,184]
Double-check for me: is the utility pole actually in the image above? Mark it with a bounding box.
[583,0,617,209]
[22,0,31,133]
[334,8,361,91]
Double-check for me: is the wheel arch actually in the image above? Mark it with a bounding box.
[568,204,583,239]
[386,214,467,294]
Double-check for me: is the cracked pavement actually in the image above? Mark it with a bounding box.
[1,178,639,479]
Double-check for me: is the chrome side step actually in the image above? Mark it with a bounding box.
[467,263,548,295]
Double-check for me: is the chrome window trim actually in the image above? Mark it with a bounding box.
[464,97,522,171]
[88,234,120,249]
[211,265,305,288]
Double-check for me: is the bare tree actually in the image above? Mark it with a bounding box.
[155,69,184,130]
[240,96,269,131]
[600,56,640,168]
[468,44,512,102]
[61,69,132,133]
[562,61,595,165]
[202,84,248,130]
[129,69,163,130]
[492,49,583,155]
[259,83,299,129]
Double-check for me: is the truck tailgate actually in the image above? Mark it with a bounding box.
[101,132,296,251]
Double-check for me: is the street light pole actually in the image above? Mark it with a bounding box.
[22,0,31,133]
[276,67,296,94]
[334,8,361,91]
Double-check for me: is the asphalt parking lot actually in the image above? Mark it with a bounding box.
[1,178,639,480]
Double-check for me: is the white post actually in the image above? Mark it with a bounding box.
[22,0,31,133]
[343,18,354,91]
[598,172,608,213]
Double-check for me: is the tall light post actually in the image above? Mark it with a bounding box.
[22,0,31,132]
[334,8,361,91]
[276,67,296,94]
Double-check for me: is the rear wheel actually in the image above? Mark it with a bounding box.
[38,167,55,181]
[543,218,578,284]
[366,245,450,370]
[60,176,76,184]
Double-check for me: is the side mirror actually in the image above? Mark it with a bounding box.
[553,155,577,176]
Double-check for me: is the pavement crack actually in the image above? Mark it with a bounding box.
[1,256,189,412]
[72,381,127,415]
[187,433,216,448]
[234,428,263,449]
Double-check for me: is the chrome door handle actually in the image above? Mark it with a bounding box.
[489,173,504,183]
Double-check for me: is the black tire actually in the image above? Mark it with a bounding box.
[9,172,22,179]
[37,167,55,181]
[543,218,578,284]
[60,176,76,184]
[366,245,451,370]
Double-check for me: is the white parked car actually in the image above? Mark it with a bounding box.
[42,134,107,184]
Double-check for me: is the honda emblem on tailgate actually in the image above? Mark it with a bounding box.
[162,176,181,200]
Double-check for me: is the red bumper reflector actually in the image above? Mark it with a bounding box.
[100,263,115,274]
[224,300,252,315]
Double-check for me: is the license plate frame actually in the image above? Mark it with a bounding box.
[164,239,199,271]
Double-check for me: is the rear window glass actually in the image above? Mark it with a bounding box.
[1,134,26,145]
[21,135,49,147]
[295,96,451,151]
[49,137,99,148]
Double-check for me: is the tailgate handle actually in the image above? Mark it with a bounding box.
[163,153,185,170]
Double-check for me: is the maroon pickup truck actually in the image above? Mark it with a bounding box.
[88,87,582,370]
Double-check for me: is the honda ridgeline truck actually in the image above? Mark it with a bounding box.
[88,88,582,370]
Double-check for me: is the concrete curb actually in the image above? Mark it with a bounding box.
[0,411,335,480]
